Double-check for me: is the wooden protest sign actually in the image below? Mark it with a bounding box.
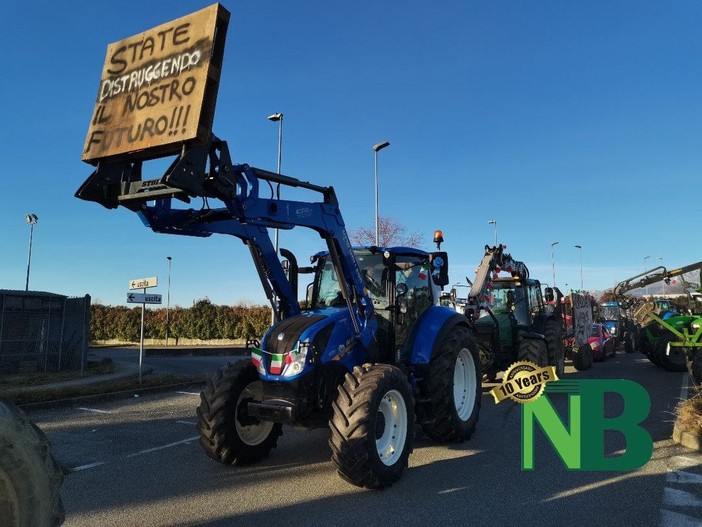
[82,3,229,163]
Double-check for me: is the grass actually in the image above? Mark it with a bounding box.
[676,393,702,436]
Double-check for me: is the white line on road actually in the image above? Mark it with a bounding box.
[71,461,107,471]
[667,470,702,484]
[663,487,702,508]
[77,407,114,414]
[125,436,200,458]
[175,391,200,396]
[176,420,196,426]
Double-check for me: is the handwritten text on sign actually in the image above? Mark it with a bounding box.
[83,4,227,161]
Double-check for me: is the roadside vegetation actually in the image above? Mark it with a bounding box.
[91,299,270,343]
[676,393,702,436]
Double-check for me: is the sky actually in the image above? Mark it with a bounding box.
[1,1,700,308]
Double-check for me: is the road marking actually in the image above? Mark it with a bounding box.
[667,470,702,484]
[660,509,702,527]
[71,461,106,471]
[176,420,196,426]
[671,456,700,470]
[662,487,702,508]
[175,391,200,396]
[125,436,199,458]
[77,407,114,414]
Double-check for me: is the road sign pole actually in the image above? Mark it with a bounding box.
[139,287,146,386]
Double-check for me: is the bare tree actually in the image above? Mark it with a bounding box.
[349,216,424,247]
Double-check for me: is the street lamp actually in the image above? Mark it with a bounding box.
[165,256,172,346]
[574,244,583,292]
[488,219,497,246]
[657,257,664,296]
[373,140,390,246]
[551,241,559,288]
[267,112,284,255]
[25,213,38,291]
[643,255,651,297]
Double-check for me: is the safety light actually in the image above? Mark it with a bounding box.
[433,230,444,249]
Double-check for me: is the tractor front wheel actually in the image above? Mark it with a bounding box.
[653,337,687,372]
[0,398,65,527]
[421,326,481,442]
[687,349,702,388]
[329,364,414,489]
[197,361,283,466]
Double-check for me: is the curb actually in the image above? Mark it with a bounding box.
[672,424,702,453]
[19,380,207,412]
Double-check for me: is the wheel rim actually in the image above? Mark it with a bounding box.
[236,380,275,446]
[454,347,477,421]
[375,389,408,466]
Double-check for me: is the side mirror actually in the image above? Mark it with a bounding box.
[306,282,314,305]
[430,251,449,287]
[506,290,515,307]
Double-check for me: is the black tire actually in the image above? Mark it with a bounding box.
[641,338,659,365]
[544,318,565,377]
[517,338,548,367]
[0,398,65,527]
[687,349,702,388]
[329,364,414,489]
[197,361,283,465]
[572,344,593,371]
[421,326,481,442]
[653,337,687,372]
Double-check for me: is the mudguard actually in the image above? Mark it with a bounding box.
[404,307,470,365]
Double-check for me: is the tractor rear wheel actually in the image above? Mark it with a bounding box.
[329,364,414,489]
[517,338,548,367]
[0,398,65,527]
[421,326,481,442]
[197,361,283,465]
[572,344,593,371]
[544,318,565,377]
[653,337,687,372]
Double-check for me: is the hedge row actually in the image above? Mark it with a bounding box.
[90,299,271,342]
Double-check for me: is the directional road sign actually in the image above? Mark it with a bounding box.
[129,276,158,290]
[127,292,163,304]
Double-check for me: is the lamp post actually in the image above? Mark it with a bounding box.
[644,255,651,297]
[165,256,172,346]
[268,113,283,324]
[373,140,390,246]
[551,241,559,288]
[267,112,284,255]
[488,219,497,246]
[658,256,664,296]
[25,213,38,291]
[574,244,583,292]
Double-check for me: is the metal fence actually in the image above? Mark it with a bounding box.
[0,291,90,374]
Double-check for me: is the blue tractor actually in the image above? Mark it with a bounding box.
[76,137,481,489]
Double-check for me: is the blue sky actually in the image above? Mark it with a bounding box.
[1,1,700,307]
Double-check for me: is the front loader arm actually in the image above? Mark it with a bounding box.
[464,244,529,320]
[77,137,372,329]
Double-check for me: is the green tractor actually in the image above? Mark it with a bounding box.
[615,262,702,385]
[456,246,565,380]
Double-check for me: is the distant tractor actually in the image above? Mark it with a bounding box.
[449,245,565,380]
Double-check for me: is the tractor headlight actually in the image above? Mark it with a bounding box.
[282,341,310,377]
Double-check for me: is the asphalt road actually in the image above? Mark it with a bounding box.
[29,351,702,527]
